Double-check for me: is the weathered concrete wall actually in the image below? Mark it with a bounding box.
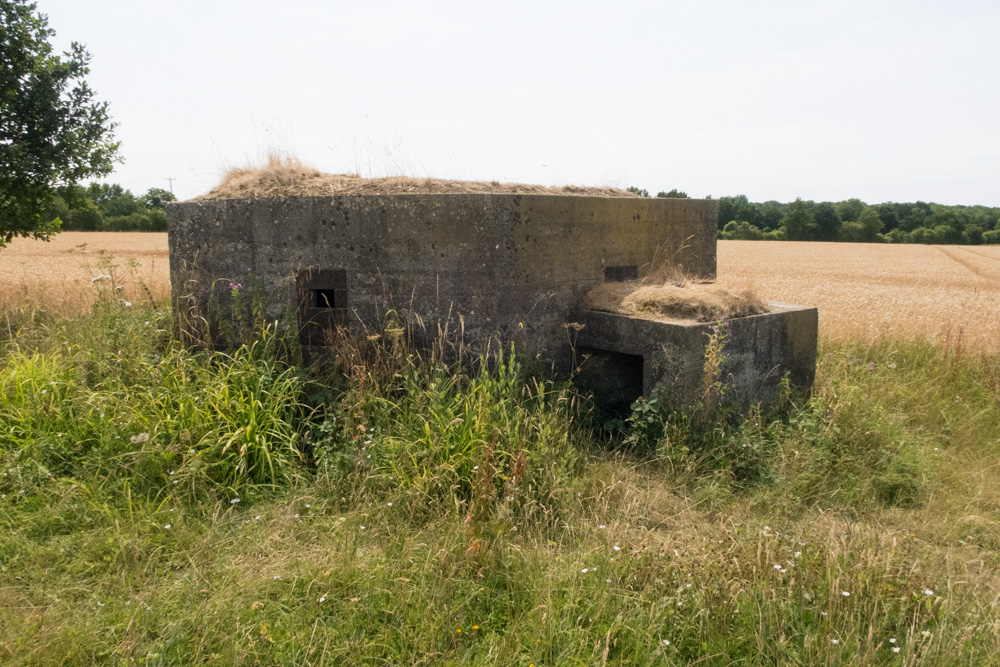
[573,303,819,409]
[167,194,718,357]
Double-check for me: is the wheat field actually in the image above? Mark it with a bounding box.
[2,233,999,349]
[719,240,1000,350]
[0,232,170,312]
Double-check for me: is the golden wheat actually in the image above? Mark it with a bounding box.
[0,232,170,312]
[719,240,1000,350]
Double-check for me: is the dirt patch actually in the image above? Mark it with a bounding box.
[585,279,769,322]
[193,155,638,201]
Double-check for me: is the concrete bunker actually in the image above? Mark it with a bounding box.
[167,187,817,413]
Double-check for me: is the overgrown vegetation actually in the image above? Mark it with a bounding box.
[2,277,1000,664]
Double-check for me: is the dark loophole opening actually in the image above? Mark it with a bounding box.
[314,288,340,309]
[574,347,644,419]
[605,265,638,282]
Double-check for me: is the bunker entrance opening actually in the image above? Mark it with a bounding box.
[574,347,644,419]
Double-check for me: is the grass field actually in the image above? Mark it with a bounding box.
[2,234,1000,664]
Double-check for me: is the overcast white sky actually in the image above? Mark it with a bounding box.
[39,0,1000,205]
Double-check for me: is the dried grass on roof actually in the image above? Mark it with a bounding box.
[585,279,769,323]
[194,155,638,201]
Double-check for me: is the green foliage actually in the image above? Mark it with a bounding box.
[626,186,650,197]
[656,188,688,198]
[42,183,172,231]
[713,192,999,245]
[0,0,120,246]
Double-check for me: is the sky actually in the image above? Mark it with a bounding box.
[38,0,1000,206]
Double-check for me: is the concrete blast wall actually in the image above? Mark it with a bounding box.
[167,194,719,358]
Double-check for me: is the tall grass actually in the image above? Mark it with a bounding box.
[2,285,1000,664]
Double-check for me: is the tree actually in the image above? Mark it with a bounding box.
[812,202,841,241]
[626,186,650,197]
[781,198,816,241]
[656,189,688,198]
[139,187,176,210]
[857,207,884,242]
[0,0,119,247]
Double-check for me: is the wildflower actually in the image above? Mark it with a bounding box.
[305,504,311,508]
[773,564,782,570]
[473,466,479,470]
[821,612,828,616]
[581,568,589,573]
[890,638,896,644]
[842,591,850,597]
[230,498,240,504]
[387,502,392,507]
[599,524,606,529]
[924,589,934,596]
[606,579,612,583]
[869,362,875,371]
[41,389,46,394]
[318,596,326,603]
[255,515,260,520]
[893,647,901,653]
[662,639,670,646]
[164,524,171,529]
[360,525,366,530]
[677,601,682,607]
[130,433,150,444]
[613,545,621,551]
[831,639,839,645]
[794,551,802,557]
[456,628,461,633]
[273,576,280,579]
[97,601,104,607]
[123,301,133,307]
[472,625,479,630]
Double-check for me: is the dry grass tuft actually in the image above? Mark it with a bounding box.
[195,153,637,201]
[585,279,769,322]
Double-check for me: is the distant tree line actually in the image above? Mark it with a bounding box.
[630,188,1000,245]
[44,184,176,232]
